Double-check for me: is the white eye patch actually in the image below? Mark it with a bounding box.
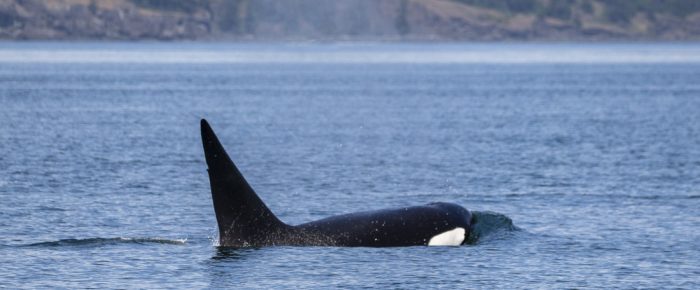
[428,227,465,246]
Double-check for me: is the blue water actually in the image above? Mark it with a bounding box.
[1,43,699,288]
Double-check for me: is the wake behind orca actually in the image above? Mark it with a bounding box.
[201,119,472,247]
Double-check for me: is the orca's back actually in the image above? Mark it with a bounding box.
[293,203,472,247]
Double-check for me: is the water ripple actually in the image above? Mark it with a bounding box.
[21,237,187,248]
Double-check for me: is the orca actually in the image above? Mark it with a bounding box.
[201,119,472,247]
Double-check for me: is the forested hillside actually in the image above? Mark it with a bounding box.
[2,0,699,41]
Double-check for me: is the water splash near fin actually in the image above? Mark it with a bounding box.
[466,211,519,244]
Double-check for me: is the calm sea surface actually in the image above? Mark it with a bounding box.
[1,43,699,288]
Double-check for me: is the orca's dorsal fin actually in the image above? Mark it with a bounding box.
[201,119,287,247]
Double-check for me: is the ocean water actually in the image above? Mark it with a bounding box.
[0,43,699,288]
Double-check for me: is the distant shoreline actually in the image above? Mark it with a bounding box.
[2,0,700,42]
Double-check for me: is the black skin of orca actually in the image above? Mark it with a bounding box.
[201,119,472,247]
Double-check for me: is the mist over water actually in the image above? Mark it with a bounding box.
[2,42,700,63]
[0,43,699,288]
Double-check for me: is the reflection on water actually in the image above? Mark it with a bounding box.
[211,247,260,261]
